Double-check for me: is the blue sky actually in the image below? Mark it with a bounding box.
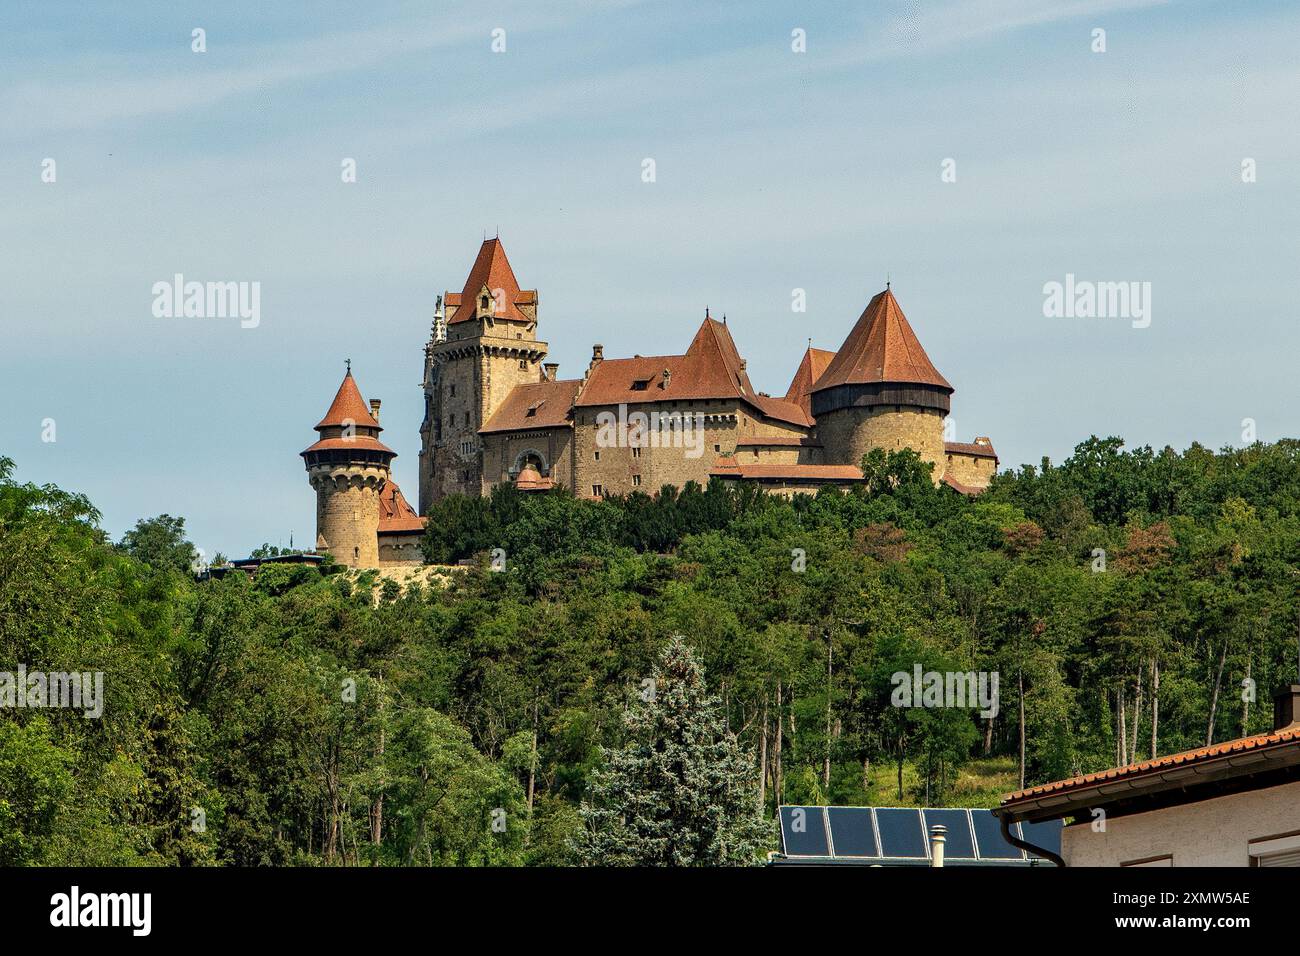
[2,0,1297,558]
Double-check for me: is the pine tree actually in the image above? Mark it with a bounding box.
[576,636,769,866]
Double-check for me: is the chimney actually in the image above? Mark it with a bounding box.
[369,399,381,424]
[661,368,671,389]
[592,344,604,363]
[544,362,558,382]
[1273,685,1300,731]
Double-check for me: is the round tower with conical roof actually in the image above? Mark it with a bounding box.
[810,288,953,482]
[301,364,396,568]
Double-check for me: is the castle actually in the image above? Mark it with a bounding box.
[303,238,998,568]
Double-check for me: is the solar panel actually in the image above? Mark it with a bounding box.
[922,808,976,859]
[1019,818,1064,859]
[874,807,928,858]
[826,807,879,858]
[971,809,1025,860]
[779,806,829,857]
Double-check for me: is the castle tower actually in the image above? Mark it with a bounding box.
[810,288,953,481]
[301,364,396,568]
[419,238,547,508]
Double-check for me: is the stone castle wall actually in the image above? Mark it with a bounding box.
[481,427,575,489]
[311,468,385,568]
[814,405,947,481]
[944,450,997,489]
[378,532,424,567]
[425,316,548,502]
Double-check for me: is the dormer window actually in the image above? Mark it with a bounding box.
[631,378,651,391]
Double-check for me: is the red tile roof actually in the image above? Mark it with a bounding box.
[300,435,395,456]
[377,479,425,534]
[447,238,536,323]
[314,370,380,430]
[514,465,554,491]
[479,378,580,434]
[574,317,810,427]
[710,457,862,482]
[1002,726,1300,807]
[812,289,953,394]
[783,346,836,417]
[945,439,998,460]
[941,475,984,496]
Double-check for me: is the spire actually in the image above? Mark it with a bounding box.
[811,288,952,394]
[448,237,530,323]
[783,344,836,416]
[314,366,381,431]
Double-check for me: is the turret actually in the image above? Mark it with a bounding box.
[419,237,547,506]
[301,363,395,567]
[811,288,954,481]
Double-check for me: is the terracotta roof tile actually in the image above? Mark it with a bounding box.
[1001,726,1300,807]
[941,475,984,495]
[514,465,554,491]
[446,238,536,324]
[783,347,836,417]
[710,459,862,481]
[377,479,425,534]
[573,317,811,427]
[945,439,998,460]
[300,435,395,456]
[314,370,380,430]
[479,378,580,434]
[812,289,952,394]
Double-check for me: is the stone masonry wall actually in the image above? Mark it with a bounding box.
[943,451,997,490]
[815,405,947,482]
[312,469,384,568]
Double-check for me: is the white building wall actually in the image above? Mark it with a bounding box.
[1062,779,1300,867]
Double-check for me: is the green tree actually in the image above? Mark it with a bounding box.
[119,514,197,573]
[575,636,768,866]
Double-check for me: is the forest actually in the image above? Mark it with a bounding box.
[1,434,1298,865]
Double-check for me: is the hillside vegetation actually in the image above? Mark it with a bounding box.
[1,435,1298,865]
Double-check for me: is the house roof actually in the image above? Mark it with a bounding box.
[314,369,380,431]
[945,439,998,461]
[446,238,536,323]
[710,457,862,482]
[300,435,395,456]
[999,725,1300,818]
[942,475,984,495]
[377,479,425,534]
[514,464,554,491]
[783,346,836,417]
[574,316,811,427]
[812,289,953,394]
[479,378,580,434]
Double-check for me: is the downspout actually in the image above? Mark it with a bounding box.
[1000,813,1065,868]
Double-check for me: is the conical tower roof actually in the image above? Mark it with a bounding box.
[302,365,394,458]
[812,288,952,393]
[314,368,381,431]
[448,237,531,323]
